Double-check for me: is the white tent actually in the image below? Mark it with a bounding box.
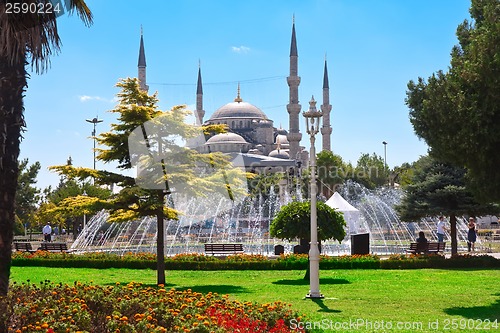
[325,192,361,234]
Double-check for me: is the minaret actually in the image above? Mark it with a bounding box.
[286,17,302,160]
[138,27,149,92]
[321,58,332,151]
[195,62,205,125]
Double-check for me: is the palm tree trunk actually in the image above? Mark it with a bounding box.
[156,191,166,285]
[0,56,27,300]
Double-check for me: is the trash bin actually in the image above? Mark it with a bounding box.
[351,233,370,255]
[293,244,304,254]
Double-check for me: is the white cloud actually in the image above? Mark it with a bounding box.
[79,95,112,102]
[231,45,250,54]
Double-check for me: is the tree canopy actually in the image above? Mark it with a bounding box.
[353,153,387,189]
[316,151,352,197]
[396,155,496,255]
[50,78,248,284]
[406,0,500,202]
[270,201,346,243]
[14,159,41,234]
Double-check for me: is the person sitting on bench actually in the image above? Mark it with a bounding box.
[415,231,428,253]
[416,231,428,244]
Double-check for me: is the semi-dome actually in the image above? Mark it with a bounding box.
[268,149,290,159]
[209,101,268,122]
[206,132,248,144]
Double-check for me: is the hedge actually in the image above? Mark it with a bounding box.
[10,252,500,270]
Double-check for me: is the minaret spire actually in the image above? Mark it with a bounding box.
[321,57,332,152]
[195,61,205,125]
[138,26,149,92]
[286,16,302,159]
[234,82,243,102]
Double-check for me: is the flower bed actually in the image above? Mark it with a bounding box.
[1,281,304,332]
[10,251,500,270]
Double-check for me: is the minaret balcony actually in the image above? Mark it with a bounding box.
[287,76,301,86]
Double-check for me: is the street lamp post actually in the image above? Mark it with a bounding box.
[382,141,388,185]
[86,117,103,169]
[82,190,87,229]
[303,96,324,299]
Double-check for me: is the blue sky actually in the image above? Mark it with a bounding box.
[20,0,472,190]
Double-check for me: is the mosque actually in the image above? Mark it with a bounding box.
[136,20,333,173]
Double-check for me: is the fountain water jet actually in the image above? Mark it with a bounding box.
[70,181,476,255]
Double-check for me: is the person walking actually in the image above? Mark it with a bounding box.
[42,222,52,242]
[467,217,477,252]
[436,216,447,243]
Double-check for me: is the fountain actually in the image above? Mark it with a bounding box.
[70,180,476,255]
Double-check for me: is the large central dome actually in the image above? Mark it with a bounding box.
[209,101,268,122]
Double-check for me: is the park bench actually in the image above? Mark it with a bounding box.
[406,242,446,255]
[13,242,35,253]
[204,243,244,256]
[38,242,72,253]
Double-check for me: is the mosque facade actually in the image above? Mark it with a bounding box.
[136,21,332,170]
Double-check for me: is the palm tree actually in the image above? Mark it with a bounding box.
[0,0,93,300]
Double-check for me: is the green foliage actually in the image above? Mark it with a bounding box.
[353,153,387,189]
[11,251,500,270]
[395,155,497,256]
[396,156,492,220]
[382,253,500,269]
[316,151,351,197]
[270,201,346,242]
[15,159,41,234]
[392,162,415,188]
[406,0,500,202]
[49,78,242,223]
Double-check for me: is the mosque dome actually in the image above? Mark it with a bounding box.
[206,132,248,144]
[209,101,268,122]
[208,87,268,122]
[268,149,290,159]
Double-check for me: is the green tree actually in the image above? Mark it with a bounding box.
[0,1,92,300]
[406,0,500,202]
[51,78,246,285]
[316,151,351,198]
[353,153,387,189]
[396,155,495,255]
[392,161,420,188]
[270,201,346,243]
[14,159,41,235]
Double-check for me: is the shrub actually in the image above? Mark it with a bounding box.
[11,251,500,270]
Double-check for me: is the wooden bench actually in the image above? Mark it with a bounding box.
[38,242,72,253]
[14,242,35,253]
[406,242,446,255]
[204,243,244,255]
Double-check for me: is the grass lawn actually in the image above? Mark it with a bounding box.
[10,267,500,332]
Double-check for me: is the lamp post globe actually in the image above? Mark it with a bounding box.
[303,96,324,299]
